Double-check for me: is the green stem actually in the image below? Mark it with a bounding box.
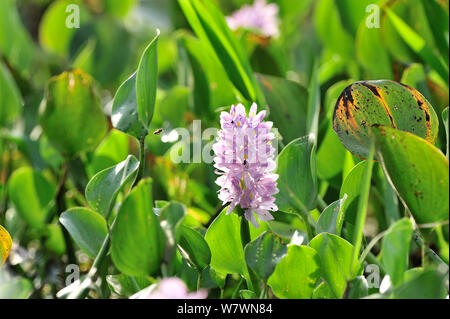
[317,195,328,211]
[259,282,267,299]
[133,133,147,187]
[350,144,375,275]
[231,277,244,299]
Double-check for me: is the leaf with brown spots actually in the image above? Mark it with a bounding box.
[333,80,439,158]
[371,125,449,224]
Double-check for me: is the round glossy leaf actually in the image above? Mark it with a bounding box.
[0,225,12,264]
[60,207,108,259]
[39,69,108,156]
[275,135,317,215]
[309,233,362,298]
[371,125,449,223]
[244,231,287,281]
[85,155,139,218]
[178,226,211,271]
[268,245,321,299]
[333,80,439,158]
[111,179,166,277]
[7,167,56,229]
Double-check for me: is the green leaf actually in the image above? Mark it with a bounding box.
[111,72,147,139]
[268,245,321,299]
[239,290,257,299]
[60,207,108,259]
[346,276,368,299]
[339,161,372,242]
[379,218,413,287]
[39,0,89,56]
[333,80,439,158]
[205,208,249,278]
[136,30,159,127]
[178,0,264,105]
[8,167,56,229]
[158,201,187,268]
[0,0,34,75]
[88,129,130,177]
[0,61,22,127]
[309,233,362,298]
[314,0,354,59]
[386,8,449,86]
[371,125,449,224]
[103,0,136,17]
[111,179,165,277]
[421,0,449,62]
[316,194,347,236]
[244,231,287,281]
[356,23,393,79]
[393,268,447,299]
[106,274,153,298]
[312,281,334,299]
[0,225,12,264]
[178,226,211,271]
[85,155,139,218]
[256,74,308,143]
[39,69,108,156]
[275,135,317,216]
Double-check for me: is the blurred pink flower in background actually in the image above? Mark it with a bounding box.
[147,278,207,299]
[226,0,280,38]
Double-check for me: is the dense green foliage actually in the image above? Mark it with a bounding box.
[0,0,448,299]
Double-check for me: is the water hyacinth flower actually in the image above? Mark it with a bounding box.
[146,278,207,299]
[226,0,280,38]
[213,103,279,228]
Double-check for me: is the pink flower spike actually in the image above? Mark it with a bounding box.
[213,103,279,228]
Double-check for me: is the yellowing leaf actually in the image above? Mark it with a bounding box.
[0,225,12,264]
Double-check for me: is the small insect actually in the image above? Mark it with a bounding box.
[153,128,163,135]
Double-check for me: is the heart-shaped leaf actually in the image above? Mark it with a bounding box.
[111,179,165,277]
[39,69,108,156]
[85,155,139,218]
[333,80,439,158]
[7,167,56,229]
[244,231,287,281]
[0,225,12,264]
[178,225,211,271]
[268,245,321,299]
[371,125,448,224]
[60,207,108,259]
[309,233,362,298]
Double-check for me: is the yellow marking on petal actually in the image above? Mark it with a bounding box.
[237,121,241,127]
[244,154,248,160]
[250,193,254,200]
